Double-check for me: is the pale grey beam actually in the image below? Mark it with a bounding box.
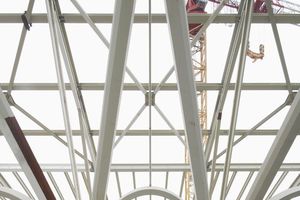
[225,171,237,196]
[46,0,81,198]
[64,172,76,199]
[266,0,292,94]
[12,102,89,163]
[0,173,11,188]
[236,171,255,200]
[210,101,287,163]
[0,163,300,172]
[7,0,35,95]
[266,171,288,199]
[1,13,300,24]
[164,0,209,199]
[209,171,220,198]
[115,172,122,198]
[12,172,35,200]
[205,0,246,163]
[0,129,287,136]
[246,89,300,200]
[52,0,96,164]
[92,1,136,199]
[221,0,253,198]
[47,172,65,200]
[3,82,300,91]
[290,174,300,188]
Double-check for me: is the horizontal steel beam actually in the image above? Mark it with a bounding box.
[1,83,300,91]
[0,163,300,172]
[0,129,288,136]
[1,14,300,24]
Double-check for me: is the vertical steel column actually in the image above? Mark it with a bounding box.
[246,89,300,199]
[164,0,209,199]
[45,0,81,199]
[92,1,136,199]
[0,88,55,200]
[220,0,253,199]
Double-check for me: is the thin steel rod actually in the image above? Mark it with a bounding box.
[7,0,35,95]
[64,172,76,199]
[113,104,146,148]
[236,171,255,200]
[266,171,288,199]
[179,172,185,197]
[46,1,81,199]
[132,172,137,200]
[148,0,153,194]
[52,0,96,163]
[12,172,35,200]
[0,173,10,188]
[47,172,65,200]
[205,0,246,162]
[290,174,300,188]
[125,67,147,94]
[70,0,110,47]
[209,171,220,198]
[211,101,286,162]
[266,0,293,94]
[164,171,169,200]
[154,105,185,144]
[12,102,89,163]
[209,119,221,193]
[115,172,122,198]
[52,3,93,196]
[78,116,92,199]
[68,0,146,95]
[190,0,229,46]
[220,0,253,199]
[153,66,175,94]
[226,171,237,196]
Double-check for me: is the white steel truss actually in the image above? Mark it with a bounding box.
[1,0,300,200]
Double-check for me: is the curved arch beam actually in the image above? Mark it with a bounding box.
[270,186,300,200]
[0,187,33,200]
[120,187,182,200]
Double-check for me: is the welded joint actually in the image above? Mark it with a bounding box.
[145,92,155,106]
[285,92,297,105]
[4,93,16,107]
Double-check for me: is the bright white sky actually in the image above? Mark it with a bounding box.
[1,0,300,199]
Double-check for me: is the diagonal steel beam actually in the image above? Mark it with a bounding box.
[246,89,300,199]
[92,1,136,199]
[266,0,293,94]
[164,0,209,199]
[7,0,35,95]
[190,0,229,46]
[220,0,253,199]
[52,0,97,164]
[46,0,82,199]
[205,0,246,162]
[0,88,55,200]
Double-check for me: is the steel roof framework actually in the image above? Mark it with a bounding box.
[0,0,300,200]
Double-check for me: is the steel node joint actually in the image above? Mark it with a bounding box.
[285,92,297,105]
[4,93,16,107]
[145,92,155,106]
